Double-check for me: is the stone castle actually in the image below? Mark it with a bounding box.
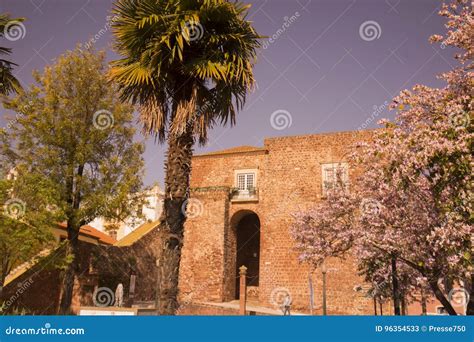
[6,129,447,315]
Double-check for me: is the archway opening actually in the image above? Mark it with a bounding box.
[234,212,260,299]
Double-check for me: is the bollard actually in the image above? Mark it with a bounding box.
[239,265,247,315]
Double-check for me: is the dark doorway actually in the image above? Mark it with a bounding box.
[235,213,260,299]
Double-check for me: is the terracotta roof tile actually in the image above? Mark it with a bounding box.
[57,223,117,245]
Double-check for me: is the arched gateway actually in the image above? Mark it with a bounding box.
[230,210,261,299]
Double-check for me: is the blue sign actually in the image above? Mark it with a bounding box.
[0,316,472,342]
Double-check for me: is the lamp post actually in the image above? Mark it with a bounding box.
[322,262,327,316]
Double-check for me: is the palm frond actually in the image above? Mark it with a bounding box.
[110,0,262,142]
[0,14,24,95]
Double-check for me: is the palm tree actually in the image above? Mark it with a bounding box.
[110,0,261,314]
[0,14,23,95]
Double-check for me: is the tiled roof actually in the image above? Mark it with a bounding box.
[4,249,52,286]
[114,220,160,247]
[5,224,116,287]
[57,223,117,245]
[194,145,267,157]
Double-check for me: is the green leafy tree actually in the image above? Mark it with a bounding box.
[1,47,146,314]
[110,0,261,314]
[0,157,60,303]
[0,14,23,95]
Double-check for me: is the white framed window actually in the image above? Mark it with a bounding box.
[236,172,256,190]
[232,169,259,201]
[321,162,349,196]
[234,169,258,193]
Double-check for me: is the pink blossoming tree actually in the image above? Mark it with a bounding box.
[291,0,473,315]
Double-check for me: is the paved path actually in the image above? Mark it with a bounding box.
[200,300,308,316]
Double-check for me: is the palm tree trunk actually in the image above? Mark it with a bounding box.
[158,127,194,315]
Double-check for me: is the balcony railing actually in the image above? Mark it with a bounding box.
[230,187,259,202]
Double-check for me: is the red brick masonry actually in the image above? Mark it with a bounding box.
[179,130,381,314]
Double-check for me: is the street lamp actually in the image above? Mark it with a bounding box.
[321,262,327,316]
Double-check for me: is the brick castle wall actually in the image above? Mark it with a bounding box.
[3,129,402,315]
[180,130,380,314]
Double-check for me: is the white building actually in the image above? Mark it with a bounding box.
[89,183,164,240]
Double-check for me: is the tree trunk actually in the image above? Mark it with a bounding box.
[58,224,80,315]
[391,256,401,315]
[466,273,474,315]
[58,162,84,315]
[0,255,10,304]
[0,278,4,304]
[428,279,457,315]
[421,287,427,315]
[158,128,194,315]
[401,294,407,315]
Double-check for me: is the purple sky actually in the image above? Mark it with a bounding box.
[1,0,456,186]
